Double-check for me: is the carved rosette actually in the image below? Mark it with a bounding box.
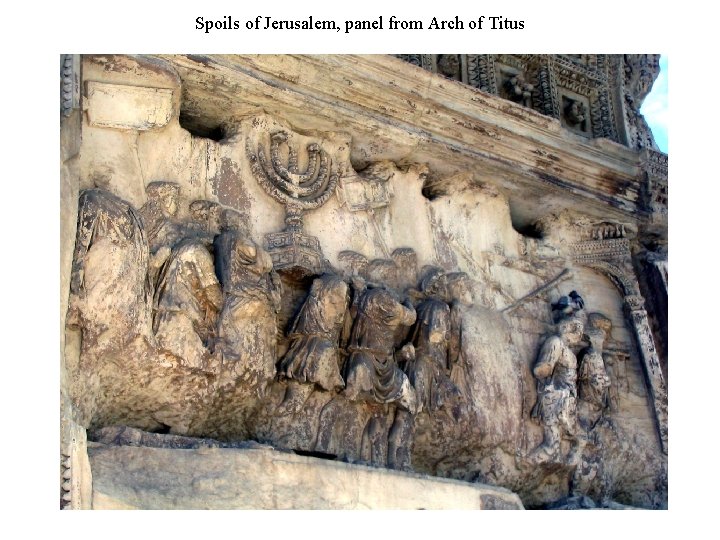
[247,130,340,278]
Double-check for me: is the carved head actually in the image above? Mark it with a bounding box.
[391,248,418,288]
[437,55,460,79]
[220,208,247,235]
[564,100,587,126]
[419,266,446,297]
[444,272,473,306]
[313,275,350,325]
[366,259,398,287]
[338,251,369,278]
[557,318,584,346]
[190,200,223,233]
[586,312,612,347]
[145,182,180,217]
[584,328,606,350]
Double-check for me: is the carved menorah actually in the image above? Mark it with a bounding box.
[249,131,338,232]
[248,130,338,277]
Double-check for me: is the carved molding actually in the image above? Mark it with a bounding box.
[466,54,497,94]
[624,298,668,454]
[61,54,81,117]
[572,237,632,264]
[395,54,627,144]
[640,149,668,219]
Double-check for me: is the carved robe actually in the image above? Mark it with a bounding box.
[404,298,460,414]
[67,189,152,355]
[152,239,222,368]
[343,288,416,404]
[531,335,579,439]
[214,230,282,391]
[577,348,610,427]
[279,276,349,392]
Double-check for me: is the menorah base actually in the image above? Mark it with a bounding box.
[264,230,325,279]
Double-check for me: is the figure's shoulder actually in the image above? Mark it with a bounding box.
[537,334,564,358]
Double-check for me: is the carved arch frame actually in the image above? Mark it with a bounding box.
[572,240,667,454]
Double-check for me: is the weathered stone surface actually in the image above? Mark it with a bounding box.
[61,54,667,510]
[86,82,173,130]
[88,440,523,510]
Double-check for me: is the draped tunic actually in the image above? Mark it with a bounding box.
[343,288,416,403]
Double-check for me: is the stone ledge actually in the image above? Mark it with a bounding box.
[88,444,524,510]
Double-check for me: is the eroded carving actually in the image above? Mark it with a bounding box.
[279,274,350,392]
[436,54,462,81]
[502,73,534,107]
[152,239,222,369]
[577,314,612,430]
[343,287,417,410]
[529,316,585,464]
[404,270,462,415]
[247,130,339,277]
[214,209,283,394]
[139,181,184,255]
[562,95,590,134]
[67,189,153,358]
[63,55,667,509]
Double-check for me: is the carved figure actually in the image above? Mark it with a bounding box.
[444,272,474,401]
[67,189,152,356]
[214,209,283,393]
[152,239,222,369]
[530,317,585,463]
[437,54,461,80]
[404,270,461,414]
[564,99,587,129]
[387,271,461,472]
[279,274,350,392]
[138,182,184,254]
[187,200,223,243]
[343,287,417,409]
[577,314,612,430]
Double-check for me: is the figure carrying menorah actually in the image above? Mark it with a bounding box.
[247,130,339,279]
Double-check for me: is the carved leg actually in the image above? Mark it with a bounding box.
[387,409,415,471]
[361,411,389,466]
[315,397,343,454]
[528,422,562,464]
[315,397,366,463]
[277,381,314,415]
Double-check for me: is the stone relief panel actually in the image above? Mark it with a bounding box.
[62,54,667,510]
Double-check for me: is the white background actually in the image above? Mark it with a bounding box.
[0,0,712,533]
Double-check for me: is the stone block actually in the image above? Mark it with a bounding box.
[86,81,173,130]
[88,445,524,510]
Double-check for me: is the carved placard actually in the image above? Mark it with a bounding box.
[336,173,393,212]
[86,81,173,130]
